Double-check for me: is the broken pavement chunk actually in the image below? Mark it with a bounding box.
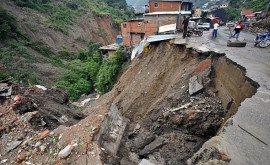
[6,141,22,152]
[189,75,204,95]
[58,143,78,159]
[0,86,12,98]
[138,159,155,165]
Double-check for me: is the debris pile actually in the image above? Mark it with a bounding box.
[244,17,270,33]
[0,81,84,164]
[111,58,226,165]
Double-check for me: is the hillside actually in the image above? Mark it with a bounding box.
[0,38,259,164]
[0,0,133,99]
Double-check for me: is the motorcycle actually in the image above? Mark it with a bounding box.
[187,28,203,37]
[254,31,270,48]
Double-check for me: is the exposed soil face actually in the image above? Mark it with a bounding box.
[0,0,119,85]
[0,41,258,164]
[0,1,119,54]
[95,42,226,165]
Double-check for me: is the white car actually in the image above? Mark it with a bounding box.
[198,23,210,31]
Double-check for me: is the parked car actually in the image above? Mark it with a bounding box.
[198,23,210,31]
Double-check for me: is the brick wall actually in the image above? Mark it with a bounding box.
[121,21,131,46]
[149,1,181,12]
[131,33,144,46]
[121,20,145,46]
[144,14,179,37]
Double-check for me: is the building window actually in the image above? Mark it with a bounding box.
[138,22,142,26]
[123,24,127,28]
[154,3,158,8]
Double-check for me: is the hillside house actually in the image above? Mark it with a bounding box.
[121,0,193,47]
[99,44,120,57]
[193,7,201,17]
[149,0,193,13]
[121,19,145,47]
[241,10,254,20]
[220,2,229,8]
[144,11,191,36]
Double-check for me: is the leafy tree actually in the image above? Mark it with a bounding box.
[226,7,241,21]
[94,48,125,93]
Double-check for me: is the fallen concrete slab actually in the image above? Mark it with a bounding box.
[189,75,204,95]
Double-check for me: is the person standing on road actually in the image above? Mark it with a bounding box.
[231,21,243,39]
[212,22,219,40]
[182,16,189,39]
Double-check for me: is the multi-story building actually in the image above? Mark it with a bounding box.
[121,0,193,47]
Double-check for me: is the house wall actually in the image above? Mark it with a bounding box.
[108,50,115,57]
[144,14,180,37]
[149,1,181,12]
[131,33,144,46]
[121,20,145,46]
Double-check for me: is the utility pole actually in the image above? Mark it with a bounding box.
[267,0,270,17]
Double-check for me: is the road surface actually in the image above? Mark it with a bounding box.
[187,27,270,165]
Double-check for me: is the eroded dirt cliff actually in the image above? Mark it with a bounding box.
[0,40,258,164]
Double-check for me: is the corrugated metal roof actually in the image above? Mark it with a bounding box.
[144,11,191,16]
[147,34,176,43]
[99,43,120,50]
[122,18,144,23]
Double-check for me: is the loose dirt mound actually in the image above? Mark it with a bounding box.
[245,17,270,33]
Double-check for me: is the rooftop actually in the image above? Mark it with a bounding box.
[241,10,254,16]
[144,11,192,16]
[99,43,120,51]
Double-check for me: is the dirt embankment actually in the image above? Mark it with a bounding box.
[0,41,258,164]
[0,1,119,54]
[244,16,270,33]
[0,0,119,85]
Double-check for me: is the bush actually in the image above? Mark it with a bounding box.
[0,71,9,80]
[0,7,17,40]
[94,48,125,93]
[66,0,78,10]
[55,78,92,100]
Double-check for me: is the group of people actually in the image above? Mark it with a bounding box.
[212,20,244,40]
[182,16,244,40]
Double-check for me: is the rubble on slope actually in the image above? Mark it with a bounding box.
[0,81,84,164]
[244,17,270,33]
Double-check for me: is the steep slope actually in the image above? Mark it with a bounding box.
[0,0,132,88]
[55,41,256,164]
[0,37,259,164]
[0,0,119,55]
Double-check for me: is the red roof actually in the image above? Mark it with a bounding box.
[241,10,254,16]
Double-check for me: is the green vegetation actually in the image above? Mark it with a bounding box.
[95,49,126,94]
[1,3,130,100]
[244,0,269,12]
[12,0,134,35]
[226,0,269,21]
[0,7,18,40]
[0,7,63,84]
[226,7,242,21]
[55,46,126,100]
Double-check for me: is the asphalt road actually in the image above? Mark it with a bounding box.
[201,27,270,165]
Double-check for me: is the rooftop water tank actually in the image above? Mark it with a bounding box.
[117,35,123,45]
